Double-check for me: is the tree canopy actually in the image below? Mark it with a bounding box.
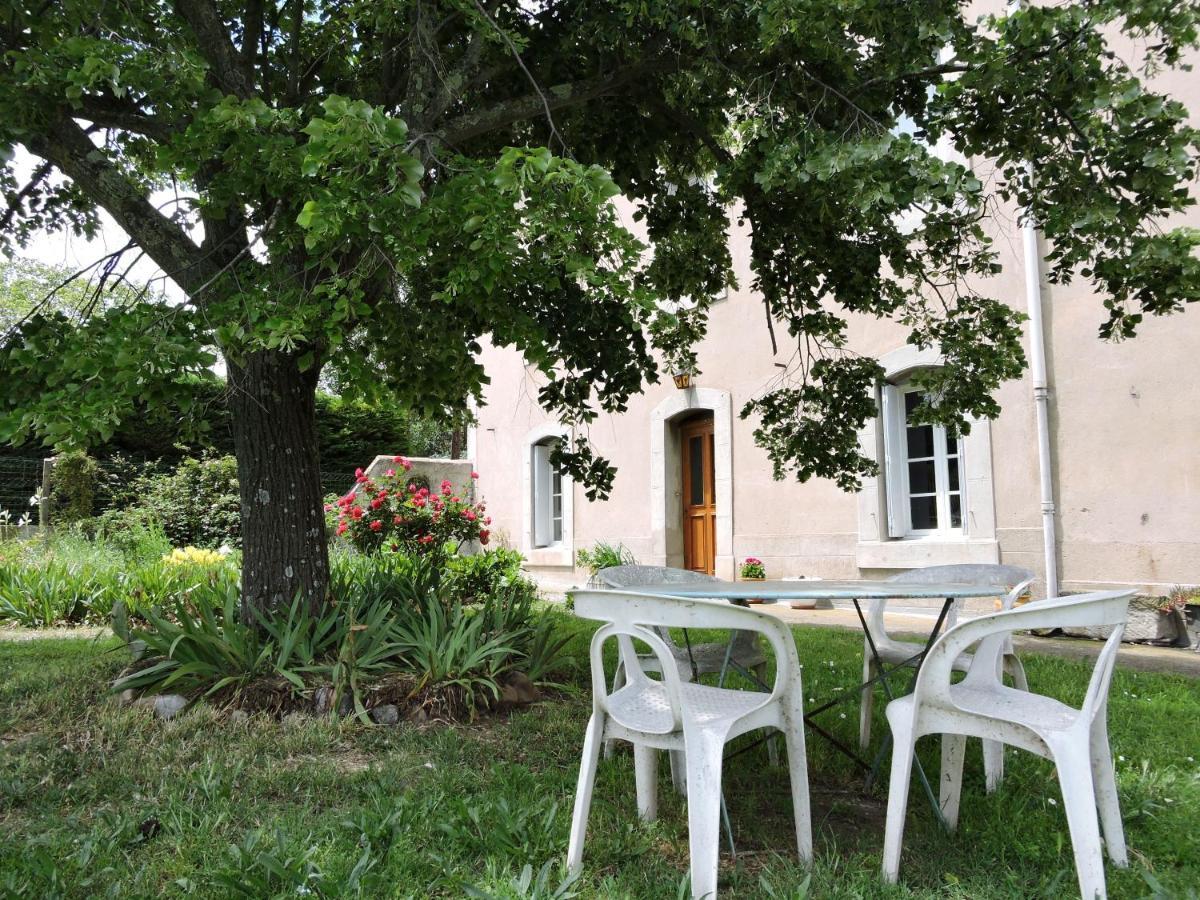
[1,1,1197,606]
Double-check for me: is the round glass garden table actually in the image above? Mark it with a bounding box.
[623,579,1003,604]
[621,578,1004,826]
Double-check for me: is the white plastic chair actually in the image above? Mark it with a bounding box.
[598,566,769,684]
[567,590,812,900]
[859,564,1034,792]
[881,589,1134,900]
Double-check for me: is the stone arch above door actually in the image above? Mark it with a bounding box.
[649,387,734,579]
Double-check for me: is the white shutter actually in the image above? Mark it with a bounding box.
[880,384,907,538]
[532,443,552,547]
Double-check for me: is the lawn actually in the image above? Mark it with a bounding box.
[1,622,1198,899]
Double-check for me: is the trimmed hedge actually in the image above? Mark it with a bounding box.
[2,378,452,475]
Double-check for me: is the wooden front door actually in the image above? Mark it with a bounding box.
[680,415,716,575]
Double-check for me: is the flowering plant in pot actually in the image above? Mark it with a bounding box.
[740,557,765,580]
[329,457,491,561]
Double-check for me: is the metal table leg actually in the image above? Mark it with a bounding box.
[856,596,954,831]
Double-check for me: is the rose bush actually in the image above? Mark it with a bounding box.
[330,457,491,559]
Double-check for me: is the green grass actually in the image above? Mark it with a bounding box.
[1,623,1198,898]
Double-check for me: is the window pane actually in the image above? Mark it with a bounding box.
[949,494,962,528]
[907,459,936,494]
[910,495,938,530]
[904,391,921,415]
[947,454,960,492]
[688,436,705,506]
[906,423,934,458]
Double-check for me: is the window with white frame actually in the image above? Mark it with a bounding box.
[880,382,965,538]
[531,438,564,548]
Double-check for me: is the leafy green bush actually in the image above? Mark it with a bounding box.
[575,541,635,576]
[96,455,241,549]
[446,548,527,604]
[49,450,99,525]
[112,550,570,719]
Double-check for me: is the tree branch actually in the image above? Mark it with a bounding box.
[241,0,264,76]
[24,116,219,297]
[0,160,52,234]
[854,61,972,92]
[173,0,255,98]
[76,95,179,142]
[437,59,673,146]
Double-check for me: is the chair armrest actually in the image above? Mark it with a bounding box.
[590,622,687,733]
[914,590,1134,711]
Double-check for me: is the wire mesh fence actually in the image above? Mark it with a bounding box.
[0,457,43,522]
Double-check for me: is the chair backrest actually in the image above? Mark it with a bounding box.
[572,589,800,734]
[887,564,1035,589]
[598,565,722,589]
[867,564,1036,637]
[917,590,1134,726]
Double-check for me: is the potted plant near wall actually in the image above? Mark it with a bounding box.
[740,557,765,581]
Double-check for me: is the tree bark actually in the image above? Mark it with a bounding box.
[227,348,329,618]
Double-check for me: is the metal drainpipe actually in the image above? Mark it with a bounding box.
[1021,185,1060,598]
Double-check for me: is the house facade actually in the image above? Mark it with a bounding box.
[469,66,1199,599]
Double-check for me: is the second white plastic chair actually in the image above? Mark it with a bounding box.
[881,589,1134,900]
[566,589,812,900]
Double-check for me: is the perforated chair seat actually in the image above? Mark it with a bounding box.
[608,681,770,735]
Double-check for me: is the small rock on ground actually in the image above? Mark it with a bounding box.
[369,704,400,725]
[499,672,540,707]
[153,694,188,720]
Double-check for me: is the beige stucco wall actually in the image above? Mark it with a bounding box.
[471,43,1200,597]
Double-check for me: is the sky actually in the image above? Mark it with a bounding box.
[8,148,189,302]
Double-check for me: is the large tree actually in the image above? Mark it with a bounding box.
[2,1,1197,612]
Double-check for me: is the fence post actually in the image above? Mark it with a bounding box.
[39,456,55,532]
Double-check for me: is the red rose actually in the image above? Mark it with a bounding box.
[479,529,490,545]
[370,498,383,510]
[464,510,476,521]
[355,467,364,478]
[336,523,348,536]
[351,507,364,520]
[470,471,479,479]
[483,516,492,525]
[369,520,383,532]
[385,468,396,477]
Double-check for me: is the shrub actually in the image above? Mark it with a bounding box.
[127,455,241,549]
[111,549,570,718]
[575,541,635,576]
[446,548,527,604]
[49,450,99,525]
[332,458,490,559]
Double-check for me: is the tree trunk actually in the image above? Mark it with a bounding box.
[227,348,329,618]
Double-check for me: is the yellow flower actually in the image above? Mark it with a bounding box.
[162,546,229,567]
